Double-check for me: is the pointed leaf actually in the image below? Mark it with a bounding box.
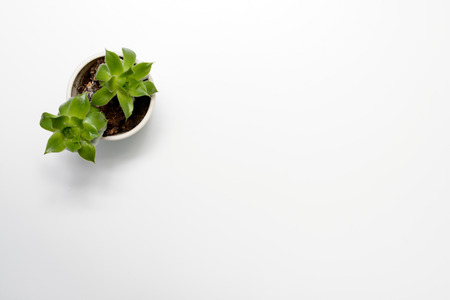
[78,141,96,163]
[143,81,158,95]
[129,85,149,97]
[64,139,81,152]
[118,67,134,79]
[84,111,108,131]
[95,64,111,81]
[117,89,134,119]
[104,76,117,92]
[129,82,149,97]
[105,49,123,75]
[45,132,65,154]
[132,62,153,80]
[122,48,136,70]
[40,112,58,132]
[58,94,90,119]
[91,87,115,106]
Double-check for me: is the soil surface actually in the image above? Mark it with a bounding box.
[76,57,151,137]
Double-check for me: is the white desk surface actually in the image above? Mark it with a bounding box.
[1,0,450,299]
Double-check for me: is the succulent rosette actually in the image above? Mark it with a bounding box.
[91,48,157,119]
[40,93,107,163]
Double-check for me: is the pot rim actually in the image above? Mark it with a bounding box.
[66,52,156,141]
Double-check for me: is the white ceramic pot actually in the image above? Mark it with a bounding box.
[66,52,156,141]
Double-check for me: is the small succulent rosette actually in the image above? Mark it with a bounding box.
[91,48,157,119]
[40,93,107,162]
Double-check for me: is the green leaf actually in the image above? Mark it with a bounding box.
[61,126,80,139]
[81,123,100,140]
[143,81,158,95]
[127,77,140,86]
[132,62,153,80]
[91,87,116,106]
[116,77,126,89]
[45,132,65,154]
[89,105,100,113]
[84,111,108,131]
[104,76,117,92]
[122,48,136,70]
[78,141,96,163]
[96,64,111,81]
[58,94,90,119]
[40,112,58,132]
[118,67,134,79]
[129,83,148,97]
[58,99,70,115]
[64,139,81,152]
[68,117,83,129]
[51,116,70,130]
[105,49,123,75]
[117,89,134,119]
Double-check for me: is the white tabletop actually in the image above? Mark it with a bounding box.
[1,0,450,299]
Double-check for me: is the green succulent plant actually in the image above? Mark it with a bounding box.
[40,93,108,163]
[91,48,157,119]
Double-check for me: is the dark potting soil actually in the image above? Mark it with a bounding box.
[76,57,151,137]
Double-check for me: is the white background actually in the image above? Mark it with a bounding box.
[1,0,449,299]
